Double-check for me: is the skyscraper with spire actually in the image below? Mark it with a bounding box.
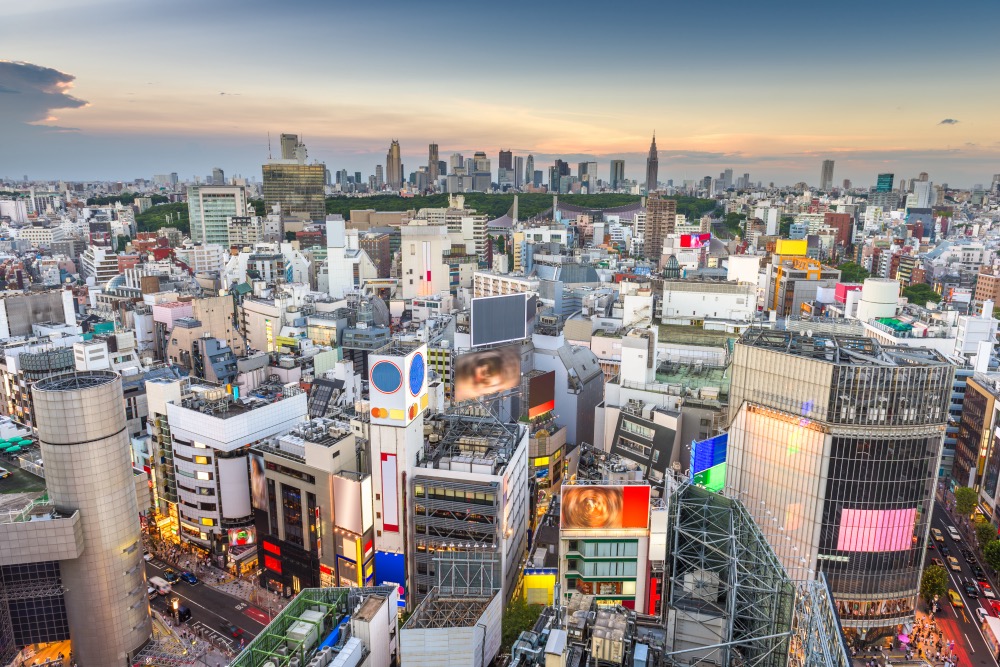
[386,140,402,190]
[645,133,658,193]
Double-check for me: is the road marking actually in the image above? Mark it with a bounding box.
[965,634,975,652]
[235,603,247,611]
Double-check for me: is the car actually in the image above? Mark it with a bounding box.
[963,580,980,598]
[932,528,945,543]
[219,622,244,639]
[948,556,962,572]
[949,589,965,609]
[977,607,991,622]
[179,571,198,585]
[991,600,1000,616]
[147,585,157,600]
[163,569,179,584]
[931,557,945,568]
[0,467,10,480]
[941,545,951,557]
[982,582,997,600]
[948,526,962,541]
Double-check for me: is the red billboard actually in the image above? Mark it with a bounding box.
[561,485,651,529]
[679,233,711,249]
[528,371,555,418]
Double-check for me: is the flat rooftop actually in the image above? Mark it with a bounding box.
[402,587,497,630]
[739,328,952,366]
[417,415,522,476]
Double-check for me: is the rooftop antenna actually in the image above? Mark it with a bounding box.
[267,132,272,160]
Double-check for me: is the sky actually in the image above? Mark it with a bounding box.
[2,0,1000,187]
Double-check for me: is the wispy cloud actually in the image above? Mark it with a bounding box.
[938,118,960,125]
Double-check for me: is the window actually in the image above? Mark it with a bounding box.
[200,517,215,526]
[196,471,212,481]
[194,456,210,465]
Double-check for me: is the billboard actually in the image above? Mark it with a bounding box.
[368,344,428,426]
[679,232,711,249]
[218,456,251,519]
[561,485,651,530]
[454,345,521,402]
[836,508,916,552]
[333,475,363,535]
[471,293,529,347]
[250,453,267,510]
[380,453,399,532]
[690,433,727,477]
[227,526,255,547]
[528,371,556,418]
[375,551,407,608]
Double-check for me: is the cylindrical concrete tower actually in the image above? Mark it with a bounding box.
[32,371,151,665]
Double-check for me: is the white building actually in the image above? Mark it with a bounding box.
[660,280,757,326]
[401,223,450,300]
[472,271,539,298]
[187,184,248,246]
[173,243,227,279]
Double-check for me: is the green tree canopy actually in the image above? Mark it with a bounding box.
[985,540,1000,573]
[135,202,190,235]
[836,262,869,283]
[501,596,543,654]
[902,283,942,305]
[955,486,978,516]
[919,564,948,603]
[977,521,997,546]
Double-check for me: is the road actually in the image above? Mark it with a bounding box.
[931,503,998,667]
[145,560,268,652]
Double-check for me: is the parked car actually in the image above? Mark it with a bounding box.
[930,557,944,567]
[219,622,244,639]
[163,569,179,584]
[949,589,965,609]
[179,571,198,585]
[0,467,11,480]
[932,528,945,543]
[948,556,962,572]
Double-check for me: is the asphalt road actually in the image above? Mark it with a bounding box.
[145,560,268,652]
[930,503,998,667]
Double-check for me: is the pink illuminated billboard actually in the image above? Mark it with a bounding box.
[836,508,916,552]
[679,233,711,249]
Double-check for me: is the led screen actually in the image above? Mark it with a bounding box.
[691,433,728,476]
[528,371,556,418]
[561,485,650,530]
[692,462,726,493]
[471,293,528,347]
[679,232,711,249]
[250,453,267,510]
[836,508,916,552]
[228,527,255,547]
[454,345,521,402]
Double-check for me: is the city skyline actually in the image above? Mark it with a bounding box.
[2,0,1000,185]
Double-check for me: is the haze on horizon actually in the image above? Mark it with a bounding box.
[2,0,999,187]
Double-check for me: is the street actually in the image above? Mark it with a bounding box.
[931,502,998,667]
[145,560,268,652]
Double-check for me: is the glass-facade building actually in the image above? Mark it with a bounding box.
[726,331,952,641]
[262,162,326,222]
[187,185,248,246]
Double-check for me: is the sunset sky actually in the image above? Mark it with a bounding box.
[2,0,1000,186]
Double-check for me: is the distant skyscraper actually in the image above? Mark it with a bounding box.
[876,173,894,192]
[450,153,465,174]
[428,143,440,182]
[375,164,384,189]
[499,149,513,171]
[820,160,835,190]
[525,155,535,186]
[514,156,524,188]
[843,179,852,190]
[645,133,658,193]
[386,140,402,190]
[211,167,225,185]
[610,160,625,190]
[918,172,929,182]
[262,135,326,221]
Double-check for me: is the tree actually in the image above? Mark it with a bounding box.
[977,521,998,546]
[778,216,794,237]
[723,212,746,237]
[902,283,942,305]
[501,596,542,654]
[837,262,869,284]
[919,564,948,603]
[985,540,1000,573]
[955,486,978,516]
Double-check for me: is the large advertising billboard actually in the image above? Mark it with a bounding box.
[561,485,651,530]
[250,453,267,510]
[528,371,556,418]
[836,508,916,552]
[679,232,711,249]
[471,293,529,347]
[454,345,520,402]
[228,526,255,547]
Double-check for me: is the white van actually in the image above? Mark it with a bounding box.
[947,526,962,541]
[148,576,172,595]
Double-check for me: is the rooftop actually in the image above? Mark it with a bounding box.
[179,380,304,419]
[402,587,497,630]
[417,414,523,476]
[739,328,952,366]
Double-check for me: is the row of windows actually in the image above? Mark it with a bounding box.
[566,560,638,578]
[566,540,639,558]
[413,485,496,505]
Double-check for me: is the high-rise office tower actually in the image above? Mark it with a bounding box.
[187,184,248,246]
[262,134,326,221]
[472,151,491,191]
[643,193,676,260]
[428,143,439,182]
[876,173,894,192]
[32,371,153,665]
[726,330,952,638]
[525,155,535,187]
[645,133,658,193]
[211,167,225,185]
[514,156,524,189]
[918,172,929,182]
[820,160,835,190]
[375,164,384,189]
[610,160,625,189]
[499,149,513,171]
[449,153,464,174]
[386,140,402,190]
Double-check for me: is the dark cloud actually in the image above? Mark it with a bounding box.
[938,118,959,125]
[0,60,86,128]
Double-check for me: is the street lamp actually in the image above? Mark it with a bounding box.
[172,597,179,623]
